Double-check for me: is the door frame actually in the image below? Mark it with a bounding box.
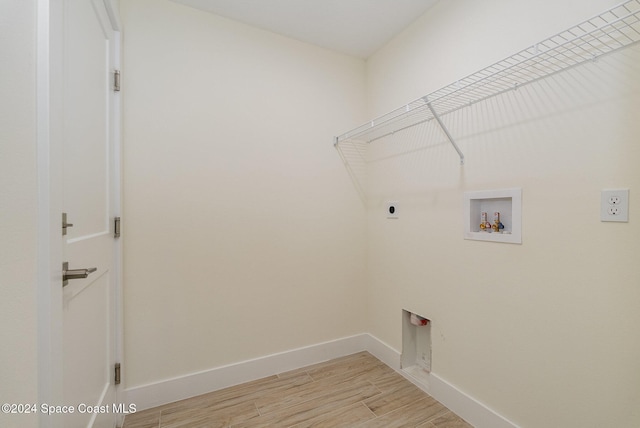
[36,1,123,426]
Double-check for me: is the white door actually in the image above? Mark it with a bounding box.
[60,0,119,427]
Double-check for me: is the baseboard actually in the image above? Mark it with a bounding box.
[398,367,518,428]
[125,333,370,411]
[428,373,519,428]
[125,333,518,428]
[361,333,401,369]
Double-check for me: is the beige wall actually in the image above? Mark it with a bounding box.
[121,0,640,425]
[121,0,368,387]
[365,0,640,426]
[0,1,39,427]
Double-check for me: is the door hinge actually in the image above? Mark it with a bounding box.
[114,216,121,238]
[62,212,74,236]
[114,363,121,385]
[113,70,121,92]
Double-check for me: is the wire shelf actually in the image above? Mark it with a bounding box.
[335,0,640,149]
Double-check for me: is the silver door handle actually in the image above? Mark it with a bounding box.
[62,262,97,286]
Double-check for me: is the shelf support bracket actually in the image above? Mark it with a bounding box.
[424,97,465,165]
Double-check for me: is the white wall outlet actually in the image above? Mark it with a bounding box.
[601,189,629,222]
[386,201,399,219]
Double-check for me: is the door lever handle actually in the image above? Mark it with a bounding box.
[62,262,97,287]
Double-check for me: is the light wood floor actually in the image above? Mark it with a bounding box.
[122,351,473,428]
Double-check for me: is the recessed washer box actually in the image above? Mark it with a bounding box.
[464,188,522,244]
[401,309,431,385]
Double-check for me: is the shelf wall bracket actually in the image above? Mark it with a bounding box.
[424,96,465,165]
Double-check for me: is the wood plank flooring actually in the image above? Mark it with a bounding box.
[122,352,473,428]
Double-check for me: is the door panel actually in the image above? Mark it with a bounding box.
[63,273,111,428]
[63,0,110,239]
[62,0,117,427]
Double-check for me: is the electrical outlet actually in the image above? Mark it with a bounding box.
[601,189,629,222]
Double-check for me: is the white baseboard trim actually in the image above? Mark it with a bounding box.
[398,371,518,428]
[428,373,519,428]
[125,333,518,428]
[125,333,369,411]
[361,333,401,369]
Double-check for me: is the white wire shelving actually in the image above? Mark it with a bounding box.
[334,0,640,165]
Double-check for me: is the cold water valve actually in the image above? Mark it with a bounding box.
[492,212,504,232]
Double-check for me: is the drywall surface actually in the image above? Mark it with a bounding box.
[365,0,640,426]
[0,1,39,427]
[121,0,367,388]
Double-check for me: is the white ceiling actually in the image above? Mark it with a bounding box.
[170,0,439,58]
